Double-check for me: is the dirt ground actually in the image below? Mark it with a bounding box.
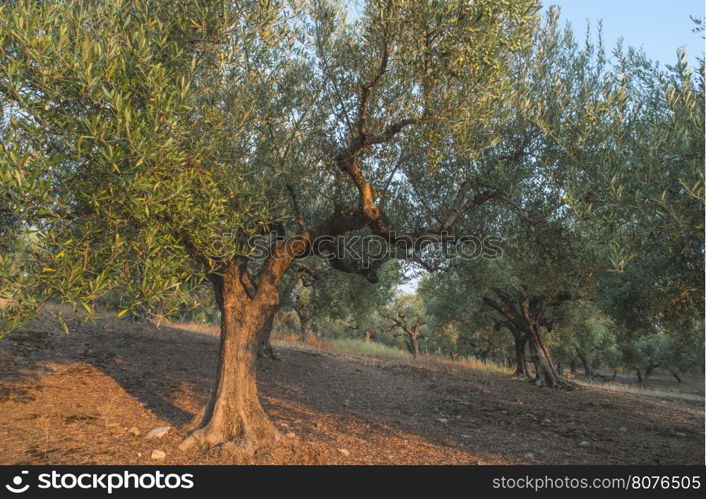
[0,317,703,465]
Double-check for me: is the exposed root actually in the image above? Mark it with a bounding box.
[531,376,580,390]
[184,407,205,432]
[179,410,282,453]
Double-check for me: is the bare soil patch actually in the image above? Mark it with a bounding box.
[0,318,703,464]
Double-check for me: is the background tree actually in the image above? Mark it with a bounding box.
[382,293,428,358]
[547,300,619,379]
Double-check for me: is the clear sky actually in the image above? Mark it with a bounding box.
[546,0,705,67]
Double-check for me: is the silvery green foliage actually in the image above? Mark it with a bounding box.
[0,0,539,331]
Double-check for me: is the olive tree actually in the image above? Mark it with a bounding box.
[0,0,539,451]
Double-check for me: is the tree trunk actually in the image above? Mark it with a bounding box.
[256,310,279,361]
[298,320,316,343]
[577,351,593,378]
[180,264,281,452]
[512,335,530,379]
[526,328,575,389]
[636,369,644,383]
[669,370,683,383]
[295,308,314,343]
[363,329,373,343]
[407,335,419,359]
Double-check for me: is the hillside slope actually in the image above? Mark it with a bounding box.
[0,318,703,465]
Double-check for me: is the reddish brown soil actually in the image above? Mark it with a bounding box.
[0,318,703,465]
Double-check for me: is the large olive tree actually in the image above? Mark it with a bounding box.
[1,0,539,451]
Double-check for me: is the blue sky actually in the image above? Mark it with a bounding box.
[546,0,704,66]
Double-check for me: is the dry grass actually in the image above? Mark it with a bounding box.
[576,378,705,403]
[273,335,512,379]
[328,338,411,360]
[272,333,334,352]
[157,320,219,336]
[413,355,512,378]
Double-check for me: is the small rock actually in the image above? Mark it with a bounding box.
[285,432,297,439]
[437,418,448,424]
[314,421,324,430]
[239,442,256,457]
[460,434,471,439]
[579,440,589,447]
[145,426,171,439]
[151,449,166,460]
[675,432,686,437]
[524,452,534,459]
[127,426,141,436]
[220,442,238,456]
[619,427,627,432]
[338,448,350,457]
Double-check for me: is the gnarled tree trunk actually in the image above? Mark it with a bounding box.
[577,350,593,378]
[256,310,279,361]
[484,288,576,389]
[527,327,575,389]
[180,262,282,452]
[669,369,683,383]
[512,333,530,379]
[407,334,419,358]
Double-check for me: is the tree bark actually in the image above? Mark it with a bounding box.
[526,328,575,389]
[294,306,314,343]
[407,335,419,358]
[577,350,593,378]
[297,317,316,343]
[180,263,282,452]
[298,317,309,342]
[256,310,279,361]
[512,334,531,379]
